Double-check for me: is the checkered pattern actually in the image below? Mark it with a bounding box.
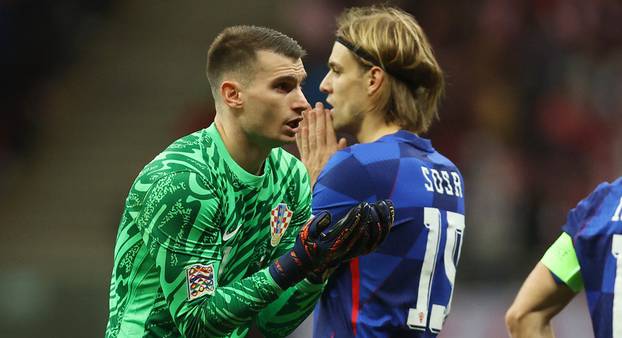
[312,130,465,338]
[270,203,293,246]
[560,177,622,338]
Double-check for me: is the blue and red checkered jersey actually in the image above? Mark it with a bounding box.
[312,130,466,338]
[561,176,622,338]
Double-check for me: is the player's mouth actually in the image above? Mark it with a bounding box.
[285,117,303,132]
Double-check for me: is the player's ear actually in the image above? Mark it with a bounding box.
[220,81,244,109]
[367,66,385,96]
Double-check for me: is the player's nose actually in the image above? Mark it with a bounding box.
[319,72,331,94]
[292,87,311,114]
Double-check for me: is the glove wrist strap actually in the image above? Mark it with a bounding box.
[268,250,308,289]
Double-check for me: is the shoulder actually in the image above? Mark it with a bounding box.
[313,144,394,204]
[141,130,210,177]
[610,176,622,193]
[317,147,366,183]
[268,147,311,201]
[348,133,461,171]
[268,147,308,179]
[563,178,622,237]
[574,179,619,216]
[319,139,400,174]
[126,131,217,209]
[129,170,214,207]
[320,135,462,183]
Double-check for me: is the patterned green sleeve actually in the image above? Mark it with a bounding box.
[256,279,324,337]
[138,171,283,337]
[256,170,324,337]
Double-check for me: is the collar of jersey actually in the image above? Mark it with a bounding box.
[377,130,434,153]
[205,123,268,187]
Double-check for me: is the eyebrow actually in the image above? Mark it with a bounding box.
[270,74,307,84]
[327,61,341,70]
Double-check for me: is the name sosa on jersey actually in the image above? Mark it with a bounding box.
[421,167,463,198]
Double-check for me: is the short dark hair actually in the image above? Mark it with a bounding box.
[206,25,305,90]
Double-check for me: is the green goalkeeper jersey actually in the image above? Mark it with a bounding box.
[105,123,320,338]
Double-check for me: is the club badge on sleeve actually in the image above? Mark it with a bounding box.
[186,263,215,301]
[270,203,293,247]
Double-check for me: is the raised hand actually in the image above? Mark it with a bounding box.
[296,102,347,187]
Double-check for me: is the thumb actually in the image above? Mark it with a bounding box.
[309,211,332,236]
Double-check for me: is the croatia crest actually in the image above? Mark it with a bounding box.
[186,263,215,301]
[270,203,293,247]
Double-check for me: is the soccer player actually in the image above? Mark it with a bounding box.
[105,25,393,338]
[296,6,466,338]
[506,177,622,338]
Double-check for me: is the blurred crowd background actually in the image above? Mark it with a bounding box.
[1,0,620,336]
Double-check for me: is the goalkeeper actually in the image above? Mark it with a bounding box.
[105,25,394,338]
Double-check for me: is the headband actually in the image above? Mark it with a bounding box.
[335,36,416,88]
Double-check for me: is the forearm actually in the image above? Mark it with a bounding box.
[506,262,576,338]
[506,309,555,338]
[176,268,282,337]
[256,278,324,337]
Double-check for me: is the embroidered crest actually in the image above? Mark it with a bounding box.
[270,203,293,247]
[186,263,215,301]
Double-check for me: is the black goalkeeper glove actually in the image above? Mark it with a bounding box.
[307,199,395,283]
[347,199,394,258]
[269,203,366,289]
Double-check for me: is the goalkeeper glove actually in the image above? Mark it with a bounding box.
[349,199,394,257]
[307,199,395,283]
[269,203,365,289]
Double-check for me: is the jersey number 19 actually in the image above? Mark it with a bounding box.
[407,207,465,333]
[613,234,622,338]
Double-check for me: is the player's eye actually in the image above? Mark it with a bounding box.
[274,82,294,93]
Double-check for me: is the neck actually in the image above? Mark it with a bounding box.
[214,113,271,175]
[355,110,401,143]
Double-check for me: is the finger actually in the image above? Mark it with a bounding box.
[339,203,371,251]
[298,113,310,158]
[315,102,326,147]
[307,108,317,152]
[376,199,395,226]
[373,200,394,243]
[295,120,303,154]
[366,207,386,251]
[324,108,339,147]
[324,203,363,240]
[310,211,332,236]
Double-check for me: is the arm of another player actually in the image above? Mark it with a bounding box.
[138,171,286,337]
[296,102,347,188]
[506,233,582,338]
[505,262,574,338]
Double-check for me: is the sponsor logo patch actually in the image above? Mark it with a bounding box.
[222,224,242,242]
[270,203,293,247]
[186,263,215,301]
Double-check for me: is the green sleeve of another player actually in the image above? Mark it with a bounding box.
[541,232,584,293]
[138,171,284,337]
[256,169,323,337]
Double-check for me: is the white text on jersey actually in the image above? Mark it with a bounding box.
[421,167,463,198]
